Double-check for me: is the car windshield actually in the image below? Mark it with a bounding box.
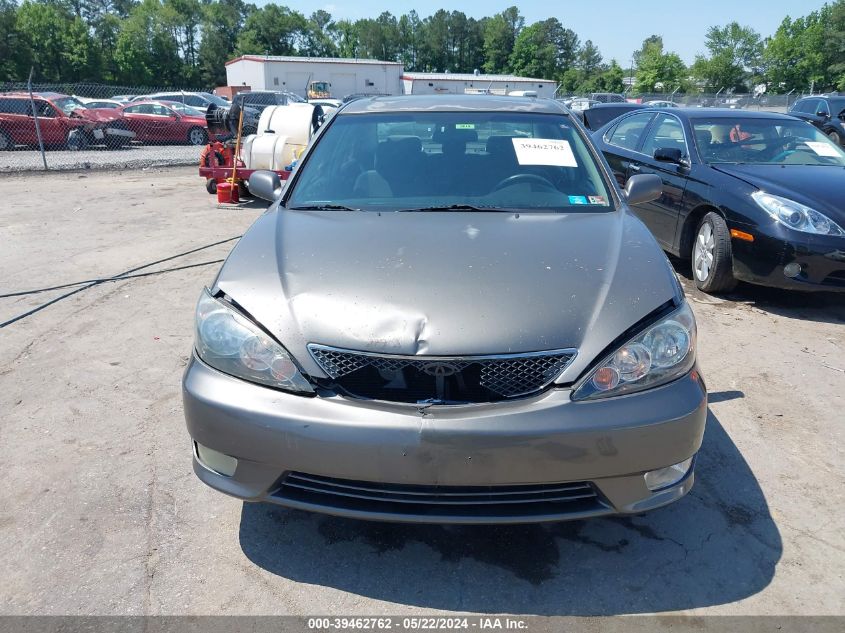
[287,111,614,212]
[52,97,87,115]
[693,117,845,166]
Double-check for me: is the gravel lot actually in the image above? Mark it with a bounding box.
[0,168,843,618]
[0,145,199,172]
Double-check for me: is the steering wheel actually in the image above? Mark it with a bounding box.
[771,139,813,163]
[493,173,557,192]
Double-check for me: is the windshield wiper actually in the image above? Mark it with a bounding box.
[399,204,506,212]
[288,204,360,211]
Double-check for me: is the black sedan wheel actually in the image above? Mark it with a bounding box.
[693,212,736,293]
[828,130,842,146]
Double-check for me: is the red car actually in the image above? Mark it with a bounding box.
[118,100,208,145]
[0,92,135,150]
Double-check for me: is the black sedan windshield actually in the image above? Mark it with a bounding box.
[693,117,845,166]
[287,112,614,211]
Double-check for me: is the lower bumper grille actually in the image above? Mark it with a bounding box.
[273,472,605,519]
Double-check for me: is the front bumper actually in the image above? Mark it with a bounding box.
[182,355,707,524]
[731,223,845,291]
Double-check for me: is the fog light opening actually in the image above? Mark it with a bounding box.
[783,262,802,279]
[644,456,694,492]
[195,442,238,477]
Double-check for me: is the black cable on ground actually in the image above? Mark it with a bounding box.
[0,234,241,329]
[0,235,241,299]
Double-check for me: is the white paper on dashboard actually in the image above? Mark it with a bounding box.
[805,141,840,157]
[512,138,578,167]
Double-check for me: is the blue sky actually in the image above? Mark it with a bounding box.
[272,0,831,65]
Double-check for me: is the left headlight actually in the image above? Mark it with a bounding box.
[571,302,697,401]
[194,288,314,393]
[752,191,844,236]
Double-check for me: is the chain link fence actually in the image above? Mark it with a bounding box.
[560,91,813,113]
[1,81,825,172]
[0,82,212,172]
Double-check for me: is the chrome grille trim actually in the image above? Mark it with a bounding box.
[307,343,577,399]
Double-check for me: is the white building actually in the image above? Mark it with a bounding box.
[401,72,557,98]
[225,55,404,99]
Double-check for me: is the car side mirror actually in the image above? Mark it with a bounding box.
[248,170,283,202]
[816,110,829,118]
[624,174,662,206]
[653,147,683,164]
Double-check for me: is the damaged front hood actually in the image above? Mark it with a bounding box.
[215,208,678,380]
[73,108,122,124]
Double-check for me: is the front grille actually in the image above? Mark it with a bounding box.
[274,472,604,519]
[308,344,577,404]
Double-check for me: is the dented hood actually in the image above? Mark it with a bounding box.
[73,108,123,124]
[214,208,678,381]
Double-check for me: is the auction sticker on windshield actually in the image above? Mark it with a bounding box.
[805,141,841,157]
[512,138,578,167]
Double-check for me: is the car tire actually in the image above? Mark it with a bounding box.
[0,129,12,151]
[106,123,131,149]
[188,127,208,146]
[66,129,89,151]
[692,212,736,294]
[828,130,842,146]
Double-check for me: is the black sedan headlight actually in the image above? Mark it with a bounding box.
[752,191,844,236]
[571,302,697,401]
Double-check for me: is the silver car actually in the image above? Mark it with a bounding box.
[182,95,707,524]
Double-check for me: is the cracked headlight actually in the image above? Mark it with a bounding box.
[194,288,313,393]
[752,191,844,236]
[572,302,696,401]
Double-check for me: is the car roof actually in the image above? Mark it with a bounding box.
[341,94,568,115]
[587,102,643,110]
[0,91,68,99]
[641,108,794,121]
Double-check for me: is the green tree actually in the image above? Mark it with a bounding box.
[397,10,422,70]
[16,0,99,81]
[826,0,845,90]
[509,18,578,80]
[197,0,248,86]
[482,6,522,73]
[634,38,686,92]
[236,4,306,57]
[355,11,399,60]
[301,9,338,57]
[113,0,182,85]
[0,0,27,81]
[692,22,762,91]
[763,9,831,93]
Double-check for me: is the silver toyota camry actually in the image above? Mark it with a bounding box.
[182,95,707,524]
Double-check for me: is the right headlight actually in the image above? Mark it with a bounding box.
[571,302,696,401]
[194,288,314,394]
[751,191,844,236]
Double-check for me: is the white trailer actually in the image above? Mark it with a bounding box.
[401,72,557,99]
[225,56,403,99]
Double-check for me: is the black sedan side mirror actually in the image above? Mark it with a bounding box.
[654,147,684,164]
[816,110,829,118]
[248,170,283,202]
[624,174,662,206]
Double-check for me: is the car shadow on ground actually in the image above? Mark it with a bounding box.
[670,256,845,325]
[238,405,781,615]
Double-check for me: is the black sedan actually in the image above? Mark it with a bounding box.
[575,102,645,130]
[788,95,845,147]
[592,108,845,293]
